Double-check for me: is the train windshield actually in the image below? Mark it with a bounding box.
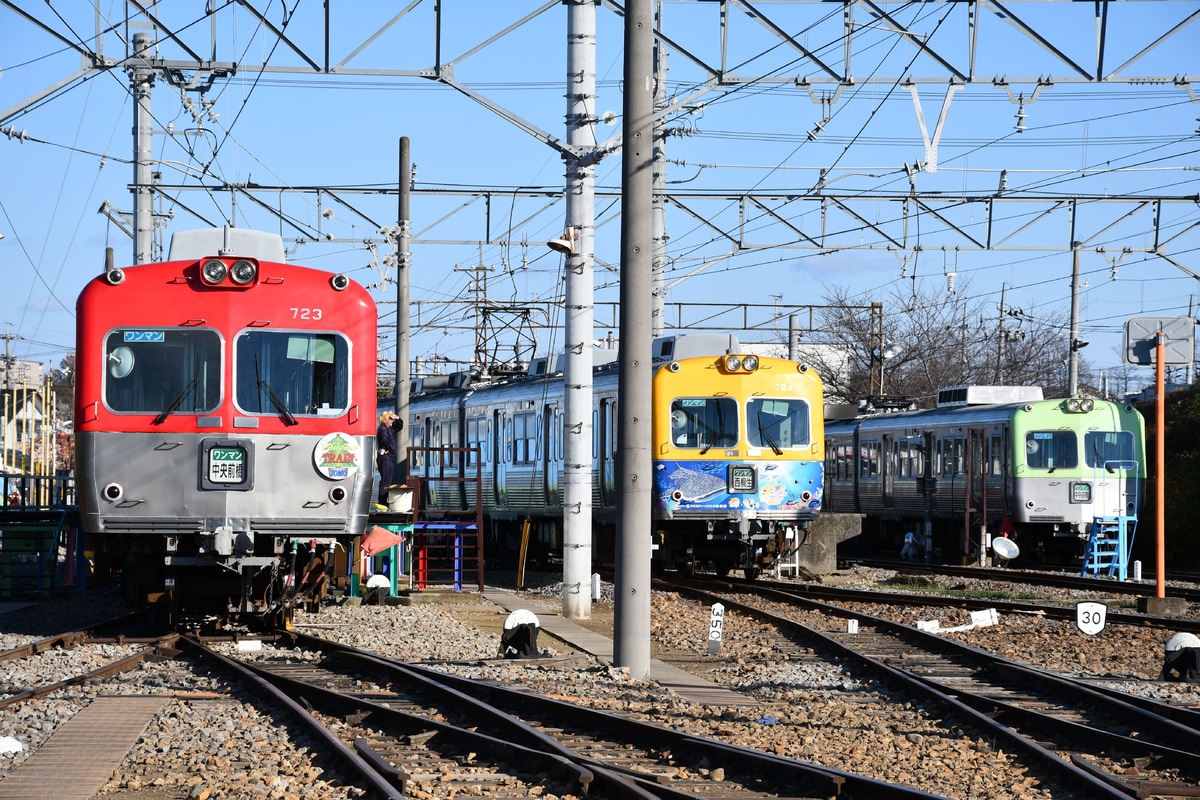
[103,329,221,415]
[746,397,811,450]
[669,397,738,451]
[1084,431,1136,468]
[234,331,350,417]
[1024,431,1078,470]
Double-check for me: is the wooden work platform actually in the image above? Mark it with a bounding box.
[484,589,758,707]
[0,696,167,800]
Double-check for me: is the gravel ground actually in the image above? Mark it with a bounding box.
[0,570,1197,800]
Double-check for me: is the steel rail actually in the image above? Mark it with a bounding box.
[282,630,950,800]
[668,577,1196,800]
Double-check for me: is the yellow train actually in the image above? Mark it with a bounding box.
[406,334,825,578]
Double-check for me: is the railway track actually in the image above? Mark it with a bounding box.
[0,619,180,712]
[848,559,1200,604]
[749,575,1200,636]
[666,576,1200,800]
[189,629,956,799]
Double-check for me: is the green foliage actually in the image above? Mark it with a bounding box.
[1134,385,1200,570]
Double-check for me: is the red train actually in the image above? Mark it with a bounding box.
[75,228,377,625]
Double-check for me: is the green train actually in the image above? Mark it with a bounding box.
[823,386,1146,564]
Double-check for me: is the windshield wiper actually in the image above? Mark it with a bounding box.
[254,354,298,426]
[757,410,783,456]
[259,379,298,426]
[153,378,199,425]
[700,403,727,455]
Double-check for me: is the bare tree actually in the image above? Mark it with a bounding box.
[810,279,1093,408]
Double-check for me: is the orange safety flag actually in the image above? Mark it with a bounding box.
[361,525,406,557]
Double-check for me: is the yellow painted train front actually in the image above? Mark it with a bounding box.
[651,352,825,578]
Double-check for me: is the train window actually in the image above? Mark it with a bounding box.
[410,424,423,470]
[1025,431,1078,470]
[859,441,881,477]
[514,411,536,465]
[440,420,459,468]
[669,397,738,450]
[234,331,349,417]
[103,329,222,415]
[746,397,810,450]
[1084,431,1134,468]
[952,438,964,475]
[990,435,1003,475]
[466,417,485,466]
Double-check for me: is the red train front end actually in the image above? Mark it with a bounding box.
[75,228,377,625]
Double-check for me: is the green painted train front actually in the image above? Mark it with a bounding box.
[1010,398,1145,532]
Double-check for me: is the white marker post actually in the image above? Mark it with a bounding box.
[707,603,725,655]
[1076,601,1107,636]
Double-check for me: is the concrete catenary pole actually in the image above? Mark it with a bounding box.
[1068,245,1082,397]
[130,32,156,265]
[396,137,412,484]
[649,5,668,338]
[615,0,654,680]
[561,0,597,620]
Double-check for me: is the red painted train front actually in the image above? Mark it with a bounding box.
[75,228,377,624]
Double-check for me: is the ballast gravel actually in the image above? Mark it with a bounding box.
[0,570,1196,800]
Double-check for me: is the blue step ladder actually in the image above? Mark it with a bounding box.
[1080,458,1139,581]
[1081,516,1133,580]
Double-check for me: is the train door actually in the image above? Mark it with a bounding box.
[966,428,988,561]
[599,397,616,507]
[493,409,506,508]
[882,433,896,510]
[542,404,559,507]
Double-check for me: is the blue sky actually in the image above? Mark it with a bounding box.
[1,1,1198,388]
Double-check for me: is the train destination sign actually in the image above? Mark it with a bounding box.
[209,447,246,484]
[728,465,756,493]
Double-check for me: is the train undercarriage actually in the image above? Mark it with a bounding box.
[90,533,343,630]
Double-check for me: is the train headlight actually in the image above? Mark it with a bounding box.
[797,363,810,374]
[1066,398,1081,412]
[201,259,228,285]
[105,268,125,285]
[229,259,257,285]
[742,354,759,372]
[1081,398,1094,412]
[103,482,123,502]
[724,355,742,372]
[329,486,346,504]
[330,274,350,291]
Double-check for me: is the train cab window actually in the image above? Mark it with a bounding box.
[234,331,349,417]
[669,397,738,450]
[1084,431,1134,468]
[103,329,221,415]
[1025,431,1078,470]
[746,397,810,451]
